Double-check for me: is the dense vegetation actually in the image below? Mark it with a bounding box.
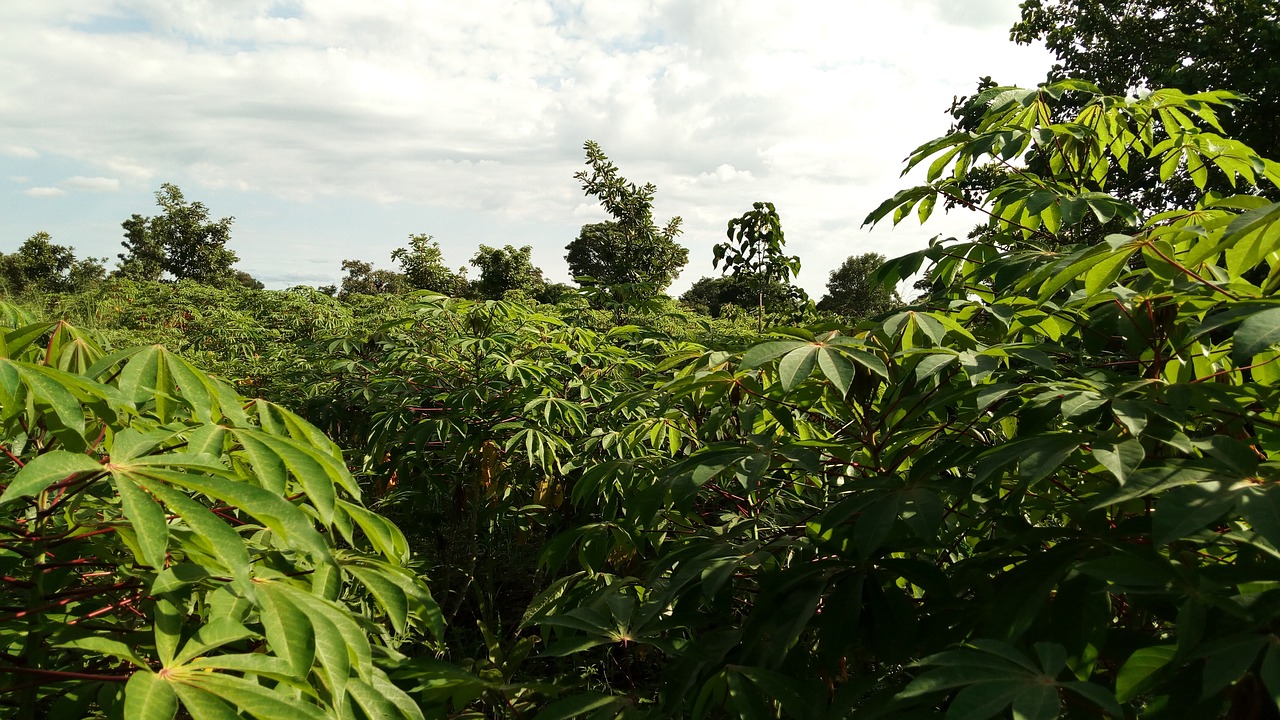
[6,8,1280,719]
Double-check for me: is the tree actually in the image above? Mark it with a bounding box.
[1,232,105,295]
[337,258,407,298]
[713,202,802,331]
[115,184,242,286]
[392,234,468,295]
[565,141,688,290]
[817,252,902,319]
[680,274,806,320]
[1010,0,1280,206]
[233,270,265,290]
[469,244,545,300]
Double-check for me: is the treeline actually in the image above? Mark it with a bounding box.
[4,146,901,326]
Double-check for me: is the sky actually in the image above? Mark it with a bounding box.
[0,0,1054,296]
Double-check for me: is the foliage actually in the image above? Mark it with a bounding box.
[338,259,408,299]
[503,81,1280,719]
[469,245,545,300]
[713,202,805,332]
[0,304,439,718]
[817,252,902,320]
[115,184,245,287]
[1012,0,1280,166]
[1,233,105,297]
[392,235,468,296]
[867,80,1278,245]
[680,274,808,323]
[565,142,688,291]
[1010,0,1280,211]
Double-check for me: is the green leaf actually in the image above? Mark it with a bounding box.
[133,467,332,565]
[1084,246,1136,295]
[778,346,818,391]
[1060,681,1123,717]
[1153,483,1238,545]
[1115,645,1176,702]
[170,684,240,720]
[1093,441,1144,483]
[0,450,102,506]
[532,692,624,720]
[256,582,316,678]
[154,597,183,667]
[1011,685,1059,720]
[340,500,411,564]
[172,619,259,666]
[347,565,409,635]
[740,340,808,369]
[55,636,148,668]
[178,672,327,720]
[115,474,170,569]
[1233,307,1280,363]
[130,477,254,595]
[124,672,178,720]
[231,430,348,525]
[817,347,854,396]
[945,681,1020,720]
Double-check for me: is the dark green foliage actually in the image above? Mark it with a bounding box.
[392,234,468,295]
[115,184,242,286]
[565,141,688,290]
[1013,0,1280,159]
[338,258,408,298]
[0,232,105,296]
[817,252,902,319]
[713,201,806,331]
[680,274,807,321]
[469,244,545,300]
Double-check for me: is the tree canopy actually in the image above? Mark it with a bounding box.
[116,184,246,287]
[565,141,688,290]
[817,252,902,319]
[1,232,105,295]
[392,234,468,295]
[469,244,545,300]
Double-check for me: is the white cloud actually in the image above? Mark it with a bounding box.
[22,187,66,197]
[2,145,39,158]
[65,176,121,192]
[0,0,1053,294]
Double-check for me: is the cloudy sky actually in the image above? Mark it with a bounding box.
[0,0,1053,296]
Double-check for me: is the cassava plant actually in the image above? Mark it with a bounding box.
[521,81,1280,719]
[0,304,440,719]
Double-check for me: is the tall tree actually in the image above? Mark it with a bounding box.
[392,233,467,295]
[713,202,803,332]
[680,274,806,320]
[1,232,106,295]
[337,259,406,298]
[817,252,901,319]
[565,141,688,290]
[115,183,242,285]
[469,244,546,300]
